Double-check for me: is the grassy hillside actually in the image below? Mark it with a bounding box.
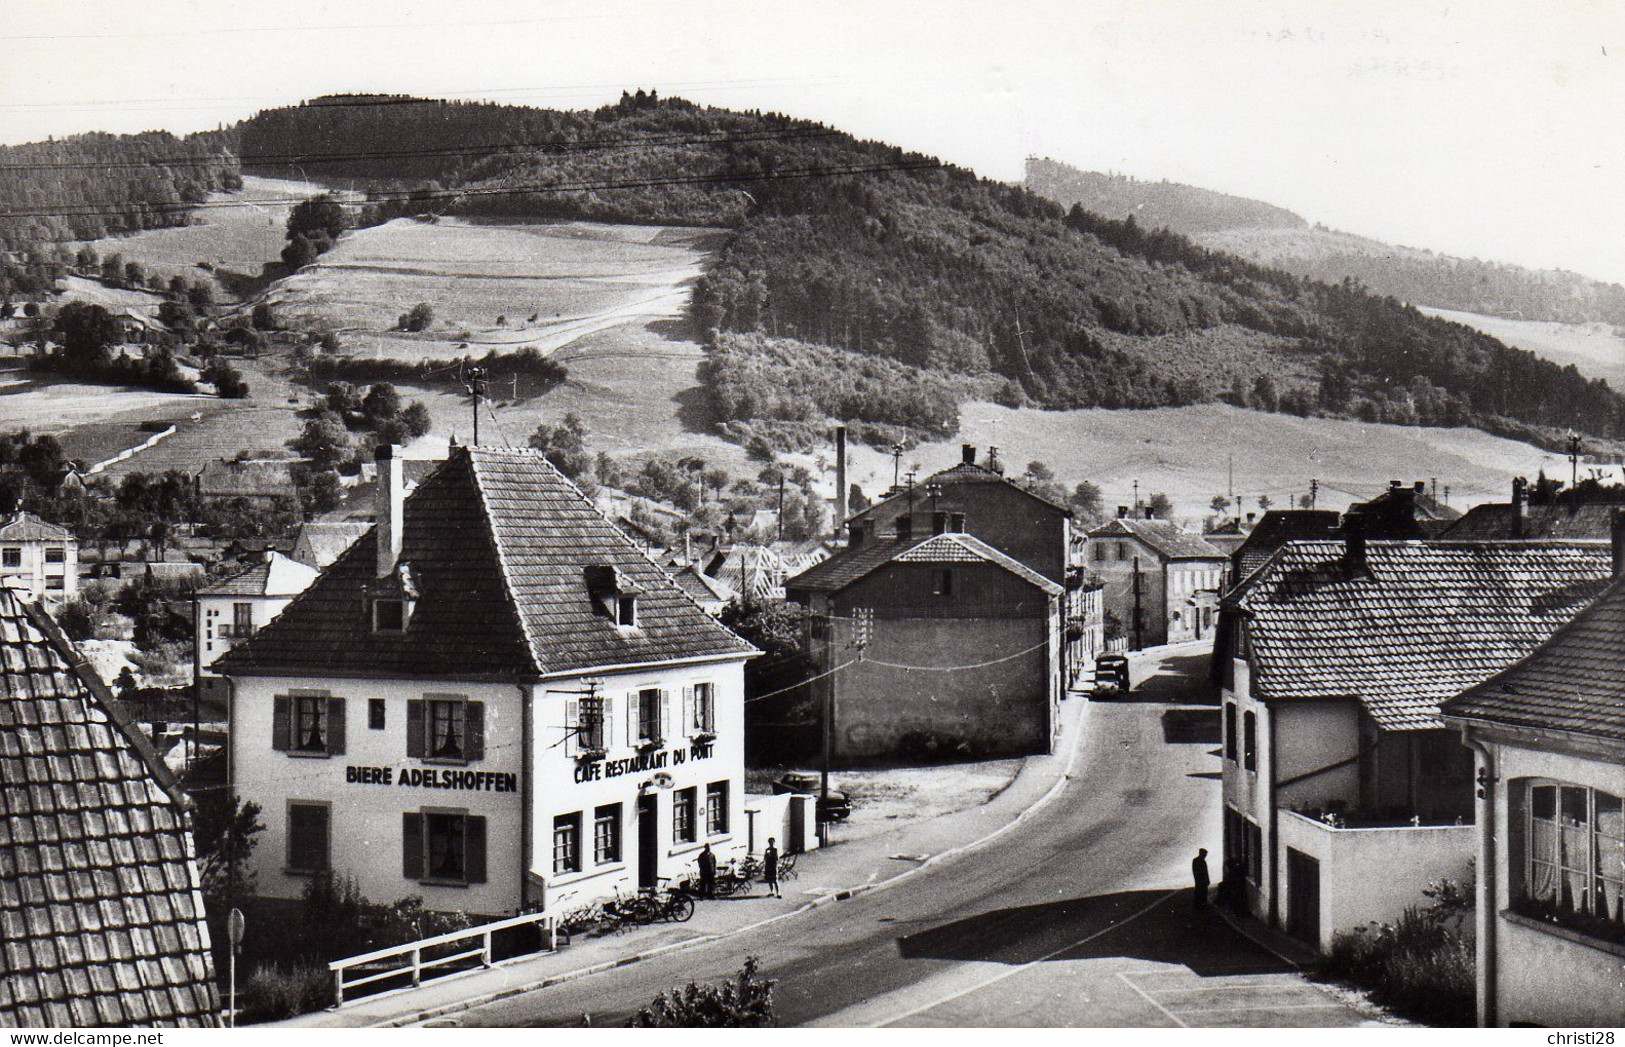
[1416,307,1625,389]
[1026,157,1625,328]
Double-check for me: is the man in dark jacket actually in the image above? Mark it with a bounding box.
[698,843,717,898]
[763,838,781,898]
[1192,847,1210,908]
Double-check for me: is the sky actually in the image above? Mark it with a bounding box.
[4,0,1622,284]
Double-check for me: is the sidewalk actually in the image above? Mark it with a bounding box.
[275,681,1101,1028]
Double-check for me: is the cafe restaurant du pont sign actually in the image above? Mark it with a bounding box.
[573,739,716,784]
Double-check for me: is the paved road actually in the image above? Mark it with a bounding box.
[448,645,1381,1028]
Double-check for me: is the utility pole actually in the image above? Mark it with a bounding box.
[1228,453,1235,506]
[1567,431,1583,489]
[1132,479,1140,512]
[464,365,487,446]
[1310,478,1319,509]
[1013,312,1034,385]
[777,475,785,543]
[891,444,904,490]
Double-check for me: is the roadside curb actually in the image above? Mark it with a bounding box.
[368,693,1098,1028]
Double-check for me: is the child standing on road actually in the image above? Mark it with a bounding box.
[763,838,782,898]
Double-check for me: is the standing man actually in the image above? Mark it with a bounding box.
[763,838,782,898]
[698,843,717,899]
[1192,847,1210,909]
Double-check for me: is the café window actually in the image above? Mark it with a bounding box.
[403,810,487,886]
[286,802,330,875]
[706,781,729,836]
[575,695,606,753]
[634,688,665,746]
[273,694,346,757]
[688,682,716,735]
[673,787,697,845]
[407,697,485,762]
[552,813,582,875]
[1514,780,1624,941]
[594,804,622,865]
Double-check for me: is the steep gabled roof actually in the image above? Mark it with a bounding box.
[0,511,71,543]
[1232,510,1341,581]
[0,585,219,1028]
[671,564,736,606]
[787,531,1063,596]
[846,460,1070,525]
[1445,575,1625,743]
[290,521,371,569]
[1438,502,1618,541]
[1088,518,1227,561]
[218,447,755,680]
[1234,540,1611,730]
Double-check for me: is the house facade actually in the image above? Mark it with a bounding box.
[0,510,77,603]
[1087,512,1227,650]
[217,446,758,917]
[1218,531,1611,951]
[1444,565,1625,1027]
[787,530,1064,763]
[195,551,319,707]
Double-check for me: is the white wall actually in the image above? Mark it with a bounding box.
[0,536,77,602]
[1490,739,1625,1027]
[197,594,295,671]
[1279,810,1474,951]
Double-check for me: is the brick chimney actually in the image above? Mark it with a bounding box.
[1144,505,1155,520]
[1511,476,1528,538]
[1612,509,1625,578]
[1343,511,1369,578]
[1117,505,1130,519]
[1413,481,1426,495]
[962,444,976,466]
[376,444,404,578]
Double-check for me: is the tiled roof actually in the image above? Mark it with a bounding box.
[1088,518,1228,561]
[1232,511,1341,581]
[1445,575,1625,743]
[672,565,735,605]
[1233,540,1612,730]
[1438,502,1619,541]
[788,532,1063,596]
[0,512,71,543]
[846,461,1069,525]
[0,586,219,1028]
[291,521,371,569]
[219,447,756,680]
[197,552,319,598]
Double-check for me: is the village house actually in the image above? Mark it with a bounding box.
[1443,531,1625,1028]
[1087,509,1227,650]
[194,551,320,706]
[1225,510,1341,590]
[786,529,1064,763]
[844,445,1098,679]
[1440,476,1620,541]
[669,563,736,617]
[0,584,219,1027]
[216,446,759,916]
[0,510,77,603]
[1217,524,1612,951]
[290,520,371,570]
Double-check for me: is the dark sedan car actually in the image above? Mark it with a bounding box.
[1094,653,1131,694]
[773,771,852,821]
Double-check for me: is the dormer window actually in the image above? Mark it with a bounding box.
[586,564,643,628]
[374,598,408,633]
[617,595,638,627]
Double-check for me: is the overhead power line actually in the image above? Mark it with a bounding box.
[0,126,846,174]
[0,158,943,222]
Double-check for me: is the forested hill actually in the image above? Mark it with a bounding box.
[1026,156,1625,328]
[0,131,240,250]
[1024,158,1305,234]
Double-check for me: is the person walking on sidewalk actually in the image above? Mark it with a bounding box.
[698,843,717,899]
[763,839,782,898]
[1192,847,1210,908]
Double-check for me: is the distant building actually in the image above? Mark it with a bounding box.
[217,447,758,915]
[1227,510,1341,589]
[0,584,219,1027]
[670,563,736,617]
[1353,479,1461,538]
[1218,530,1611,951]
[0,510,77,603]
[195,552,320,707]
[1444,538,1625,1028]
[1440,476,1620,541]
[1087,510,1227,650]
[788,530,1064,762]
[290,520,371,570]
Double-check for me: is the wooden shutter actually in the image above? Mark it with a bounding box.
[406,699,426,758]
[564,699,580,757]
[682,686,694,735]
[465,701,485,760]
[272,696,291,751]
[326,698,346,755]
[464,816,487,884]
[658,690,671,744]
[627,692,638,745]
[402,813,424,880]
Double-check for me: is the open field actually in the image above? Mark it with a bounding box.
[53,276,166,316]
[839,401,1569,522]
[69,175,328,299]
[1418,306,1625,387]
[268,216,714,360]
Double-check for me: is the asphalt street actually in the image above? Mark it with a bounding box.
[444,645,1382,1028]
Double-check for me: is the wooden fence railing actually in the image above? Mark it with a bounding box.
[328,910,557,1007]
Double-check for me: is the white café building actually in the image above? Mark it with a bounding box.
[217,446,758,916]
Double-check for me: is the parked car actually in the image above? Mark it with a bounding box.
[1093,653,1131,694]
[772,771,852,821]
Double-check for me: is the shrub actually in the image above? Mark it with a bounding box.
[629,957,775,1027]
[1316,903,1474,1026]
[238,963,332,1023]
[399,302,434,332]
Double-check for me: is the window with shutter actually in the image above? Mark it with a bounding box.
[285,694,335,756]
[326,697,346,755]
[402,813,424,879]
[406,699,426,758]
[465,701,485,761]
[464,816,487,884]
[682,686,694,736]
[424,811,468,883]
[287,802,330,874]
[272,696,291,751]
[553,813,581,875]
[564,699,580,758]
